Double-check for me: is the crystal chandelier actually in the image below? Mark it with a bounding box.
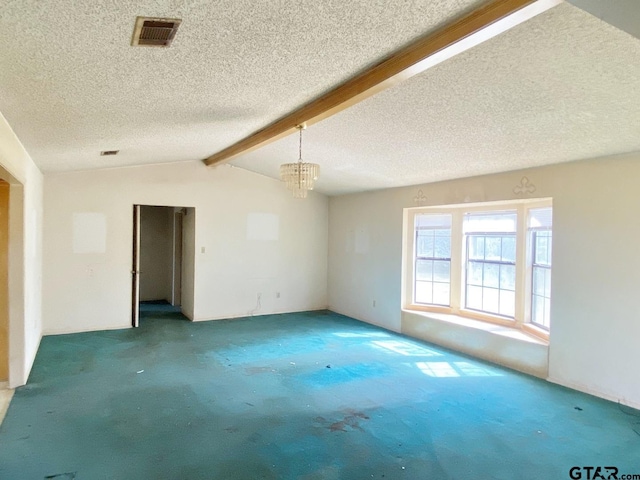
[279,124,320,198]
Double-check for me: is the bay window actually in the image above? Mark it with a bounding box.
[406,199,552,337]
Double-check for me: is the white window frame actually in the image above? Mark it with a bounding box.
[414,213,452,306]
[463,218,517,318]
[525,207,553,333]
[403,198,552,338]
[530,230,552,329]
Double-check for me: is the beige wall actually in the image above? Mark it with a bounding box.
[0,181,8,381]
[0,112,43,388]
[43,161,328,333]
[568,0,640,40]
[328,152,640,409]
[139,206,174,303]
[181,207,196,320]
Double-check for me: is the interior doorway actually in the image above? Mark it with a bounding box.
[132,205,195,327]
[0,164,26,388]
[0,180,8,382]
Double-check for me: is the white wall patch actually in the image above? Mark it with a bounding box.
[247,213,279,241]
[355,228,369,254]
[72,213,106,254]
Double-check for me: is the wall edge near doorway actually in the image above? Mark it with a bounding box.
[42,323,132,336]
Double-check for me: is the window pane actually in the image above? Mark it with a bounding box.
[417,231,434,257]
[534,231,552,266]
[415,281,433,304]
[499,264,515,291]
[416,213,452,229]
[433,260,450,282]
[544,269,552,297]
[482,288,499,314]
[433,282,450,306]
[466,285,482,310]
[532,295,545,326]
[544,298,551,328]
[485,237,502,261]
[416,260,433,281]
[414,220,451,306]
[464,212,517,233]
[469,236,485,260]
[529,217,552,329]
[533,267,545,296]
[467,261,483,286]
[483,263,500,288]
[434,231,451,258]
[499,290,515,317]
[501,236,516,263]
[528,207,552,229]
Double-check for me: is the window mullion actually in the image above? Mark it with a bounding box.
[403,210,417,309]
[514,204,527,327]
[413,228,420,306]
[450,210,464,313]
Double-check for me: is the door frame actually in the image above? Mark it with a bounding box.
[171,209,183,306]
[0,165,27,387]
[131,205,141,327]
[132,204,194,326]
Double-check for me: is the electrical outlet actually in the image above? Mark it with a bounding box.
[373,300,376,307]
[276,292,280,299]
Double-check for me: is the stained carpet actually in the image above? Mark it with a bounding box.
[0,308,638,479]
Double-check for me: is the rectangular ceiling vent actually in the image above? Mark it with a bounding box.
[131,17,181,47]
[100,150,119,156]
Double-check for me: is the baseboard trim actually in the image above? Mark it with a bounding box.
[22,331,42,386]
[191,307,329,323]
[43,308,331,332]
[326,307,402,333]
[43,324,132,336]
[0,388,15,426]
[547,376,640,411]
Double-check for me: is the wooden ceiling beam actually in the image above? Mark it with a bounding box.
[203,0,561,167]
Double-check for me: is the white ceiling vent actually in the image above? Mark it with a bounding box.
[131,17,181,47]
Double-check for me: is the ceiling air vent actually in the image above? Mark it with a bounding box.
[100,150,119,156]
[131,17,181,47]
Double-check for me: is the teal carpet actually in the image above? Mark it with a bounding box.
[0,308,638,479]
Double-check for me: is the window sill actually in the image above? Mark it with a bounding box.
[407,305,548,344]
[457,308,518,328]
[522,323,550,342]
[404,309,547,345]
[401,309,549,378]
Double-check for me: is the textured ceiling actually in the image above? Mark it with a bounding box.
[0,0,484,172]
[1,1,639,195]
[231,2,640,195]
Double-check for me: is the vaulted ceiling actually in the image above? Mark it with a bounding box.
[1,1,639,194]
